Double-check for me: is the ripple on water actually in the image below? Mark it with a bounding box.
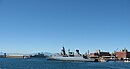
[0,58,130,69]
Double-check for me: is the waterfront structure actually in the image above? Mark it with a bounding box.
[89,52,99,58]
[89,50,111,58]
[89,50,115,62]
[116,48,130,59]
[30,53,47,58]
[6,53,30,58]
[0,53,6,58]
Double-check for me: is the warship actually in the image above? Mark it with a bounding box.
[48,47,96,62]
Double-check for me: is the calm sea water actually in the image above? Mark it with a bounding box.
[0,58,130,69]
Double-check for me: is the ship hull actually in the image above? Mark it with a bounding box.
[48,56,96,62]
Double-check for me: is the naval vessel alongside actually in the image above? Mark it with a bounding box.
[48,47,97,62]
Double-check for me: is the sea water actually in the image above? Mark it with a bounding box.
[0,58,130,69]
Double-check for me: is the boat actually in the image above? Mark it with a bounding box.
[48,56,96,62]
[124,60,130,62]
[47,47,97,62]
[124,58,130,62]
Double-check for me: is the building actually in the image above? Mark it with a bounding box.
[89,53,99,58]
[89,50,111,58]
[116,48,130,59]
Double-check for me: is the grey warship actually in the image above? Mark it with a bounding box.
[48,47,96,62]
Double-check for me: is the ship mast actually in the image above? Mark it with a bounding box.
[62,47,66,56]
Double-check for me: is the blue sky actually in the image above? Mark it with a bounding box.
[0,0,130,53]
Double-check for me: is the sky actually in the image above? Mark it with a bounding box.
[0,0,130,54]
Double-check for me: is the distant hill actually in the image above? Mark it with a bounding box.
[43,52,53,56]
